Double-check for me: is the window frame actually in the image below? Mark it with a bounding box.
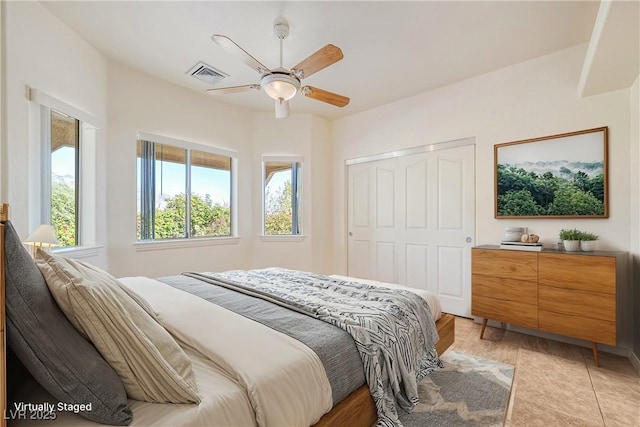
[261,155,303,237]
[31,88,100,252]
[43,108,80,246]
[136,131,238,242]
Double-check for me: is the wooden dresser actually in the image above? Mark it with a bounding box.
[471,245,626,366]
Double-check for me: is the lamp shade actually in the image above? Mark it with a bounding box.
[24,224,59,247]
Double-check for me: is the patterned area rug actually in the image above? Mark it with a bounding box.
[399,351,514,427]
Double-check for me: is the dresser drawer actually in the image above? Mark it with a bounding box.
[472,274,537,304]
[472,248,537,281]
[472,295,538,329]
[539,285,615,322]
[538,253,615,294]
[539,310,616,346]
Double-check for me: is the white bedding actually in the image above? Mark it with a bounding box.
[13,345,257,427]
[13,276,332,427]
[329,275,442,322]
[123,276,333,427]
[12,273,441,427]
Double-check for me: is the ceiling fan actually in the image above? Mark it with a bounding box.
[207,18,349,118]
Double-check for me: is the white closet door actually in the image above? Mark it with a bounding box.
[347,158,400,283]
[348,162,374,280]
[347,143,475,317]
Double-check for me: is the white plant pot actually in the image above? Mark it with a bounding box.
[563,240,581,252]
[580,240,597,252]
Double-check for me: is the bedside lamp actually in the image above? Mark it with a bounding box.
[24,224,59,257]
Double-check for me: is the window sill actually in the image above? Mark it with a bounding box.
[52,245,104,259]
[259,235,306,243]
[134,237,241,252]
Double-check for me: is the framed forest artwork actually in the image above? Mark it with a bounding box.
[495,127,608,218]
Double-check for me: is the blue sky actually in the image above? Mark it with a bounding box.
[51,147,75,178]
[154,160,231,205]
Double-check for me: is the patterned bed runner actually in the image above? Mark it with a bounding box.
[186,268,443,427]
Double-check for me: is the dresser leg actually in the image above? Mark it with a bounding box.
[480,318,488,339]
[592,342,600,367]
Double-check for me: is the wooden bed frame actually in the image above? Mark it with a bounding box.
[0,203,455,427]
[312,312,455,427]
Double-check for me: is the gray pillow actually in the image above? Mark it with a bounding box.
[36,250,200,404]
[4,221,133,425]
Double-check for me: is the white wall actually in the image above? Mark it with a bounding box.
[106,64,335,278]
[1,2,333,278]
[310,115,333,274]
[3,1,108,267]
[249,113,333,274]
[332,44,632,268]
[106,61,254,277]
[331,44,635,348]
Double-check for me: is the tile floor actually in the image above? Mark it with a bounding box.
[448,317,640,427]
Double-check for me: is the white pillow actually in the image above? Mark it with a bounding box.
[36,250,200,404]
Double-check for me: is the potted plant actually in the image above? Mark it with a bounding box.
[579,231,599,252]
[559,228,581,251]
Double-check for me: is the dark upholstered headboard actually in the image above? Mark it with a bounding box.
[1,202,9,427]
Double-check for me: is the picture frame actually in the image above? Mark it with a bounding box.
[495,127,608,218]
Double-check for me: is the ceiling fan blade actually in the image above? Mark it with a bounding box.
[212,34,269,74]
[301,86,350,107]
[206,84,260,95]
[291,44,344,79]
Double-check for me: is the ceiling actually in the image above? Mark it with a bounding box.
[42,1,602,121]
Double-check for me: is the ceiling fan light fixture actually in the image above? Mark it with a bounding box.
[274,99,290,118]
[261,72,300,101]
[209,19,348,115]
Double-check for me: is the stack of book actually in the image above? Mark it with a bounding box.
[499,241,543,252]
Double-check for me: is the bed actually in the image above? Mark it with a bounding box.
[0,204,455,427]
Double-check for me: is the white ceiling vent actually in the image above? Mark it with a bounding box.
[187,62,228,85]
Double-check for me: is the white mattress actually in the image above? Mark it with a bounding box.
[329,275,442,322]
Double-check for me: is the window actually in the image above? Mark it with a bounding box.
[33,88,99,252]
[262,157,302,235]
[46,109,80,247]
[137,134,234,241]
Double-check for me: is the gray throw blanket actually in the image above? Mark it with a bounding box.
[186,268,443,427]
